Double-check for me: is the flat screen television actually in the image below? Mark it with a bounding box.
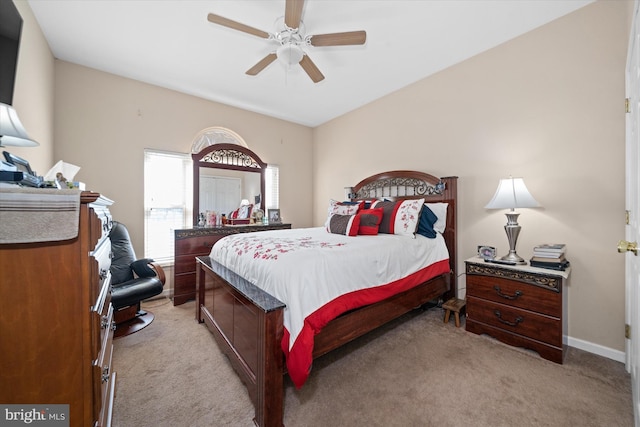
[0,1,23,105]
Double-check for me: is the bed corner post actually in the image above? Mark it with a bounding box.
[440,176,458,300]
[254,308,285,427]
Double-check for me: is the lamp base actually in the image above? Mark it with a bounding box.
[499,251,526,265]
[500,212,527,265]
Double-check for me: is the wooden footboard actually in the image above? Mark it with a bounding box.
[196,256,285,427]
[196,256,449,427]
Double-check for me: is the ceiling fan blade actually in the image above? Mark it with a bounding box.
[299,55,325,83]
[285,0,305,29]
[246,53,277,76]
[310,30,367,46]
[207,13,270,39]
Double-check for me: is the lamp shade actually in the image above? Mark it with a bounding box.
[485,177,540,210]
[276,44,304,65]
[0,103,39,147]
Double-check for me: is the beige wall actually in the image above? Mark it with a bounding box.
[52,62,314,256]
[10,0,54,173]
[314,0,629,355]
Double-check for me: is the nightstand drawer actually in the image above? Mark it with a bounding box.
[467,296,562,346]
[466,274,561,318]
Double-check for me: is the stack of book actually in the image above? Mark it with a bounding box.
[530,244,570,270]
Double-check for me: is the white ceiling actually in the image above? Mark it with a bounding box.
[27,0,593,127]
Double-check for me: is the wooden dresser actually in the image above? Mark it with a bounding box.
[173,223,292,305]
[0,190,116,427]
[465,256,570,363]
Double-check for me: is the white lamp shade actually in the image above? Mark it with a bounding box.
[485,177,540,210]
[0,103,39,147]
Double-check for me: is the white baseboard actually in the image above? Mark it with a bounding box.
[565,335,626,363]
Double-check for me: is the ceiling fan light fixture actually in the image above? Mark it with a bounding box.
[207,0,366,82]
[276,44,304,66]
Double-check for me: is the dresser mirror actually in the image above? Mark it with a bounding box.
[192,142,266,226]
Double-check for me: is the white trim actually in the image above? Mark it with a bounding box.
[565,335,626,363]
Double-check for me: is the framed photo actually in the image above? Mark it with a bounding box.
[268,209,281,223]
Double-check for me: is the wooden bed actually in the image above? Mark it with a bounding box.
[195,170,457,427]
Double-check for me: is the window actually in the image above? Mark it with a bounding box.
[144,149,192,263]
[265,165,279,209]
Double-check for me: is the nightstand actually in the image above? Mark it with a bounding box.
[465,256,570,363]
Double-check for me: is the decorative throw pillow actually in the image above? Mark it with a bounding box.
[425,202,448,233]
[416,205,438,238]
[361,199,376,209]
[326,213,360,236]
[327,199,362,216]
[371,198,425,236]
[325,200,363,228]
[356,208,384,235]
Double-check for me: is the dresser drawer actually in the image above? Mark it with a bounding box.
[90,204,113,250]
[175,254,201,275]
[91,239,112,307]
[93,305,114,427]
[175,234,224,256]
[467,296,562,346]
[91,285,115,360]
[466,274,561,318]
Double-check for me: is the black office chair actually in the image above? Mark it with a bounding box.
[109,221,165,338]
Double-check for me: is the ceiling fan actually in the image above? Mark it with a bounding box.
[207,0,366,83]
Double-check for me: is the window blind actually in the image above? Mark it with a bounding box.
[143,149,192,263]
[265,165,279,209]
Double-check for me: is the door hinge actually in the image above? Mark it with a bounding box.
[626,98,631,113]
[626,210,630,225]
[626,323,631,339]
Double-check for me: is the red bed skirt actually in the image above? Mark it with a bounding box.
[282,258,450,388]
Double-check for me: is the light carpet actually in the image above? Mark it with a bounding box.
[112,297,633,426]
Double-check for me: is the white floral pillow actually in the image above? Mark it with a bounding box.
[325,199,362,228]
[327,199,362,215]
[371,198,425,237]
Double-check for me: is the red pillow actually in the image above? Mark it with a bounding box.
[357,208,384,235]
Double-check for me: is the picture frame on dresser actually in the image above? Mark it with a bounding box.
[268,209,281,223]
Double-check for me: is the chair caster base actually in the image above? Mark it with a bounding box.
[114,310,155,338]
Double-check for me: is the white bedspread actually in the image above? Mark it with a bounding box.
[209,227,448,347]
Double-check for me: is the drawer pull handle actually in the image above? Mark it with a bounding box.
[493,286,522,300]
[102,366,110,383]
[101,315,109,329]
[494,310,523,327]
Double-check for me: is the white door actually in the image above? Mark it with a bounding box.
[625,1,640,425]
[199,176,241,216]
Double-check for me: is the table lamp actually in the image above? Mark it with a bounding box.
[0,103,39,147]
[485,177,540,264]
